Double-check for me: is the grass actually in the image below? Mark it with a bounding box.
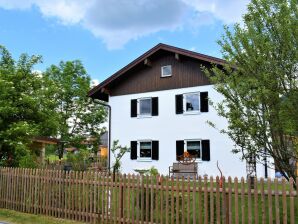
[0,209,85,224]
[46,155,60,163]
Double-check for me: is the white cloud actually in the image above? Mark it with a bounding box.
[0,0,249,49]
[36,0,91,24]
[91,79,99,87]
[182,0,250,24]
[83,0,187,49]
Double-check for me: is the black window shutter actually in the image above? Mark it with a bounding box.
[131,99,137,117]
[200,92,209,112]
[151,141,159,160]
[176,140,184,160]
[175,95,183,114]
[202,140,210,161]
[130,141,137,160]
[151,97,158,116]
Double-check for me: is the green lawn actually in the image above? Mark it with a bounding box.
[46,155,60,163]
[0,209,85,224]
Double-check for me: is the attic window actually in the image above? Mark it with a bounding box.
[161,65,172,77]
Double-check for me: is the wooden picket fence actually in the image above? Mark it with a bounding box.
[0,167,297,224]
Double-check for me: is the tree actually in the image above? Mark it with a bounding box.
[110,140,130,181]
[207,0,297,180]
[45,61,107,153]
[0,46,59,166]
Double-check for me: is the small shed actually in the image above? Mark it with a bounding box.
[31,137,59,164]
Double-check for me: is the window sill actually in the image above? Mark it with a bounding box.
[137,115,152,119]
[137,158,153,162]
[161,75,172,78]
[183,111,201,115]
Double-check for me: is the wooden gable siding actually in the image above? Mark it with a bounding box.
[108,52,211,96]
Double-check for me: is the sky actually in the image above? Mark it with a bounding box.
[0,0,250,84]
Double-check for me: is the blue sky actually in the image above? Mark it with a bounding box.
[0,0,249,84]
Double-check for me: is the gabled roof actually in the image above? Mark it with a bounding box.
[88,43,226,98]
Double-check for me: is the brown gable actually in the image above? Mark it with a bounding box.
[89,43,225,101]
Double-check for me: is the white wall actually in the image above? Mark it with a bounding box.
[109,85,273,178]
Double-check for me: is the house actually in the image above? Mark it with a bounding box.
[89,43,273,178]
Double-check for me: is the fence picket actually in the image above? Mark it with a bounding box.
[254,177,259,224]
[151,175,154,224]
[267,178,272,224]
[171,176,174,224]
[176,176,180,224]
[97,174,107,223]
[160,175,164,224]
[145,175,149,224]
[274,178,280,224]
[216,176,220,224]
[203,176,208,224]
[131,174,135,224]
[0,168,3,208]
[228,177,232,224]
[49,169,53,217]
[241,177,245,224]
[282,178,287,224]
[187,177,190,224]
[260,178,265,224]
[209,176,214,224]
[247,177,252,224]
[136,175,140,224]
[221,176,226,224]
[234,177,238,224]
[106,173,110,224]
[116,174,124,224]
[156,175,160,224]
[192,176,196,224]
[198,176,202,224]
[289,178,295,224]
[165,176,169,224]
[182,176,185,224]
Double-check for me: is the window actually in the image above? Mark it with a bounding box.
[176,139,210,161]
[186,140,201,158]
[139,141,152,158]
[131,141,159,161]
[175,92,208,114]
[161,65,172,77]
[131,97,158,117]
[139,98,152,116]
[184,93,200,112]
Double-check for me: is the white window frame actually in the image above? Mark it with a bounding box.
[161,65,172,77]
[137,140,152,162]
[183,92,200,114]
[138,97,152,118]
[184,139,202,160]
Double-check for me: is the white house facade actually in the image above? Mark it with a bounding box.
[89,43,274,178]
